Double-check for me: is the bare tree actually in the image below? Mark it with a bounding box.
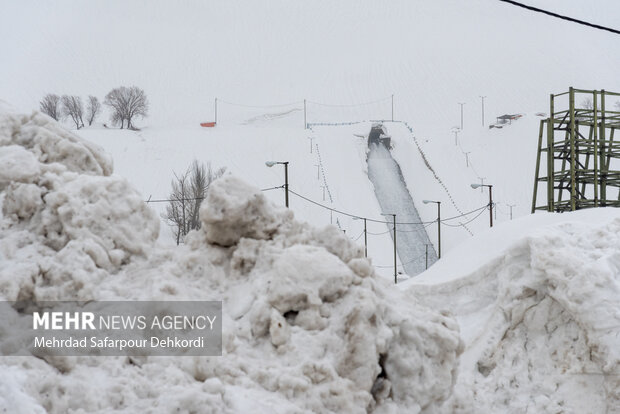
[104,86,148,130]
[39,94,61,121]
[581,98,593,110]
[61,95,85,129]
[163,160,226,245]
[86,95,101,126]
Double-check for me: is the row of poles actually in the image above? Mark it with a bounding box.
[213,95,395,128]
[266,160,496,283]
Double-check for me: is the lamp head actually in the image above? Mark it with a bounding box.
[471,183,482,189]
[265,161,277,167]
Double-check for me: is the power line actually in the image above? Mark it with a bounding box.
[307,96,392,108]
[497,0,620,35]
[144,185,283,203]
[288,187,489,225]
[442,205,488,227]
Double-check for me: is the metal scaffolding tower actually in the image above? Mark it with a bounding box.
[532,87,620,213]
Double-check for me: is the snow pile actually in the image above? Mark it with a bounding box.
[0,112,463,413]
[406,211,620,412]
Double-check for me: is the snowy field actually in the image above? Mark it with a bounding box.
[2,0,620,412]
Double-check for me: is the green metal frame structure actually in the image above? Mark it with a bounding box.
[532,87,620,213]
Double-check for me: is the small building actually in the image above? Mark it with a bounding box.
[496,114,522,125]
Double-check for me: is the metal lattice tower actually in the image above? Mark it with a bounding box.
[532,87,620,213]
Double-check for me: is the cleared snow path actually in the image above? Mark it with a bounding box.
[367,144,437,276]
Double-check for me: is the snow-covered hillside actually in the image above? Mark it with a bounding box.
[401,207,620,412]
[0,112,463,413]
[3,0,619,259]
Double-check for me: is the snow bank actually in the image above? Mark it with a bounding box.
[0,112,463,413]
[405,210,620,412]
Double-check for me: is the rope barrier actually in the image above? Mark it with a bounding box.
[218,99,303,109]
[307,96,392,108]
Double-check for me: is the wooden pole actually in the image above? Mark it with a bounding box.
[547,94,555,212]
[532,120,545,213]
[284,162,289,208]
[437,202,441,259]
[569,87,576,211]
[489,186,493,227]
[363,218,367,258]
[393,214,397,284]
[593,90,599,206]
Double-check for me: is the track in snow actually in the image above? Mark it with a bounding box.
[367,144,437,276]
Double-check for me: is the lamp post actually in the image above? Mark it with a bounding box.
[382,213,397,284]
[423,200,441,259]
[480,96,486,126]
[471,183,493,227]
[265,161,289,207]
[353,217,367,257]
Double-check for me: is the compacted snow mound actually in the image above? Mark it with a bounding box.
[407,214,620,413]
[0,113,463,413]
[0,111,159,302]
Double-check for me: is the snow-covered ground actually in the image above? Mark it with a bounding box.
[0,112,463,413]
[2,0,620,412]
[401,207,620,412]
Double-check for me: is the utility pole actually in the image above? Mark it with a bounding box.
[363,218,367,258]
[308,136,314,153]
[425,244,429,269]
[354,217,368,257]
[489,185,493,227]
[284,162,289,207]
[480,96,486,126]
[453,128,460,146]
[265,161,289,207]
[391,94,394,122]
[422,200,441,259]
[458,102,465,130]
[464,151,471,167]
[470,183,493,227]
[507,204,516,220]
[321,185,326,201]
[314,164,320,180]
[479,177,486,193]
[392,214,397,284]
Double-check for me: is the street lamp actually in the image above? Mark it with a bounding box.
[422,200,441,259]
[382,213,397,284]
[353,217,367,258]
[471,183,493,227]
[265,161,289,207]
